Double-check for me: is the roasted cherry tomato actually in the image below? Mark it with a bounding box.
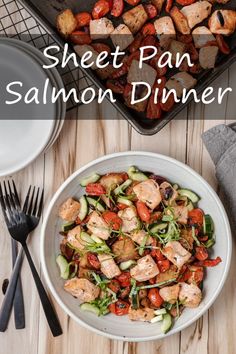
[195,256,222,267]
[176,0,196,5]
[184,266,204,284]
[198,235,208,242]
[92,42,112,54]
[144,4,158,18]
[188,208,204,226]
[75,12,92,27]
[165,0,173,13]
[128,33,144,53]
[216,34,230,55]
[106,79,125,94]
[151,247,165,261]
[158,259,170,272]
[70,31,91,44]
[108,280,120,293]
[117,202,128,210]
[107,0,114,10]
[113,300,130,316]
[136,201,151,222]
[142,23,156,36]
[147,95,162,120]
[92,0,110,19]
[141,35,157,48]
[119,286,131,299]
[148,288,164,307]
[111,63,129,79]
[149,276,156,284]
[125,0,141,5]
[187,43,199,61]
[148,211,161,224]
[102,211,122,230]
[116,272,131,287]
[195,246,208,261]
[177,33,193,44]
[85,183,106,196]
[87,253,100,269]
[111,0,124,17]
[150,54,168,77]
[160,92,175,112]
[108,303,116,314]
[189,63,202,74]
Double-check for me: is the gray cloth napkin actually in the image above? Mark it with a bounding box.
[202,123,236,229]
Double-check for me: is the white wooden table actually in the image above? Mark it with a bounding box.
[0,2,236,353]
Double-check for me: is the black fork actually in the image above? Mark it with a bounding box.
[0,181,25,329]
[0,182,62,337]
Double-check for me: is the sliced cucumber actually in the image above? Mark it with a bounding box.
[114,179,132,195]
[205,239,215,248]
[117,197,133,206]
[203,214,214,235]
[91,234,103,244]
[61,221,75,233]
[120,260,136,270]
[86,197,105,212]
[80,173,100,187]
[78,195,88,221]
[56,255,69,279]
[154,308,167,316]
[150,223,168,233]
[80,303,100,316]
[131,292,139,309]
[161,313,172,334]
[128,166,148,182]
[80,231,95,244]
[150,315,163,323]
[178,189,200,203]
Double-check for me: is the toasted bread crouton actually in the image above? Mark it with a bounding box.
[98,254,121,278]
[181,1,212,29]
[151,0,165,12]
[159,284,180,304]
[112,238,138,263]
[90,18,114,40]
[67,225,85,250]
[130,255,159,281]
[128,307,154,322]
[122,5,148,34]
[199,46,219,69]
[170,6,191,35]
[111,24,134,51]
[64,278,100,302]
[56,9,77,37]
[99,173,126,192]
[59,197,80,221]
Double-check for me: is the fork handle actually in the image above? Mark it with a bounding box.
[11,239,25,329]
[0,249,23,332]
[23,244,62,337]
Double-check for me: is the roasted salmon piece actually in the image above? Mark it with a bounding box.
[159,284,180,304]
[64,278,100,302]
[179,282,202,307]
[59,198,80,222]
[133,179,162,210]
[87,211,110,240]
[98,254,121,279]
[163,241,191,268]
[130,255,159,282]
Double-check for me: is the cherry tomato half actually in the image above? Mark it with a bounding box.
[216,34,230,55]
[70,31,91,45]
[102,211,122,230]
[75,12,92,28]
[188,208,204,226]
[158,259,170,272]
[125,0,141,5]
[87,253,101,269]
[144,4,158,19]
[148,288,164,307]
[109,300,130,316]
[142,23,156,36]
[85,183,106,196]
[176,0,196,5]
[116,272,131,287]
[136,201,151,222]
[92,0,110,19]
[111,0,124,17]
[195,246,208,261]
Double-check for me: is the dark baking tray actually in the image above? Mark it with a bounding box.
[19,0,236,135]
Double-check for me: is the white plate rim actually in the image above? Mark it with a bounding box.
[40,151,232,342]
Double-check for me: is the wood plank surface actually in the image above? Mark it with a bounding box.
[0,2,236,354]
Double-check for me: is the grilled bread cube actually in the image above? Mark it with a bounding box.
[111,24,134,51]
[98,254,121,279]
[56,9,77,37]
[192,26,216,48]
[127,60,157,89]
[170,6,191,35]
[199,46,219,69]
[181,1,212,29]
[90,18,114,40]
[133,179,162,210]
[74,44,99,70]
[87,211,110,240]
[179,228,194,250]
[59,197,80,221]
[159,284,180,304]
[165,72,197,98]
[122,5,148,34]
[209,10,236,36]
[163,241,191,268]
[154,16,176,48]
[67,225,85,250]
[129,229,153,246]
[112,238,138,263]
[179,282,202,307]
[118,206,140,233]
[64,278,100,302]
[99,173,126,192]
[130,255,159,282]
[128,307,154,322]
[156,265,179,284]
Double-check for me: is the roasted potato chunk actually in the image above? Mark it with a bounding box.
[122,5,148,34]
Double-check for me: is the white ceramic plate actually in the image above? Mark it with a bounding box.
[41,152,232,342]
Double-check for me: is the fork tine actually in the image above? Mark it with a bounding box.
[3,181,11,211]
[32,188,40,216]
[12,180,21,209]
[7,180,17,210]
[23,186,31,213]
[0,183,11,227]
[37,189,44,218]
[27,186,35,215]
